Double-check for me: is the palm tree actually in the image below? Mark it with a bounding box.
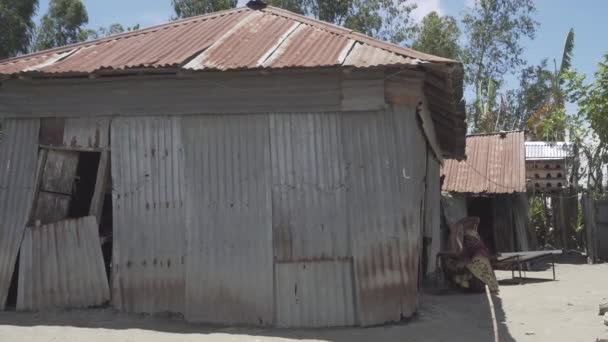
[527,28,575,141]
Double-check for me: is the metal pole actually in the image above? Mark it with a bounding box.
[485,285,500,342]
[552,255,556,281]
[518,256,522,284]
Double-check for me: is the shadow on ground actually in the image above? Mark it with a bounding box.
[0,290,516,342]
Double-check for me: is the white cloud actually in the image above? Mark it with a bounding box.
[464,0,477,8]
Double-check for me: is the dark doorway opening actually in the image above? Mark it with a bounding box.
[68,152,101,218]
[5,253,19,310]
[467,196,496,253]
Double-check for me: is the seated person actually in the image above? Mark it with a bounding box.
[443,217,499,293]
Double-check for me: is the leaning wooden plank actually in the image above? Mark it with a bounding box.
[89,150,109,224]
[17,216,110,311]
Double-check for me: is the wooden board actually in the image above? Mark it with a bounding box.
[40,150,79,194]
[32,191,71,225]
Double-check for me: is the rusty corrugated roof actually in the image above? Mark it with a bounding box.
[441,131,526,194]
[0,4,456,75]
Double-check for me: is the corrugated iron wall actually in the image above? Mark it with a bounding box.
[269,113,355,327]
[105,106,430,327]
[275,260,355,327]
[270,113,349,261]
[493,195,515,252]
[63,117,110,148]
[342,106,426,325]
[182,115,274,325]
[424,151,441,275]
[17,216,110,311]
[111,116,186,314]
[0,119,39,309]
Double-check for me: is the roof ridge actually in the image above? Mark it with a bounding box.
[262,6,457,64]
[0,6,250,66]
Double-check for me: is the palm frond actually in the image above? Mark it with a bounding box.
[558,28,575,78]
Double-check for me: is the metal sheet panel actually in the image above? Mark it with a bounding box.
[275,260,355,327]
[525,142,574,160]
[111,116,186,315]
[38,11,252,74]
[183,115,273,325]
[0,119,39,310]
[0,52,72,74]
[595,200,608,260]
[424,152,441,275]
[342,106,426,326]
[343,42,414,67]
[263,24,350,68]
[270,113,348,261]
[442,131,526,194]
[493,195,515,253]
[63,117,110,148]
[187,12,295,70]
[17,216,110,311]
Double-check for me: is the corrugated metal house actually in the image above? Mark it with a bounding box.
[441,131,534,253]
[0,2,465,327]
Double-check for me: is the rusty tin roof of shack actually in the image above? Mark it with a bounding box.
[0,5,457,74]
[441,131,526,194]
[0,2,466,158]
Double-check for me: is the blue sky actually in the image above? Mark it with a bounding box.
[34,0,608,86]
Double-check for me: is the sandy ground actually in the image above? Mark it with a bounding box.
[0,263,606,342]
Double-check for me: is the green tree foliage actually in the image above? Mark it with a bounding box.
[266,0,417,44]
[526,29,575,141]
[462,0,538,131]
[265,0,308,14]
[172,0,237,18]
[34,0,89,50]
[84,23,141,40]
[571,55,608,144]
[0,0,38,59]
[411,11,461,60]
[562,56,608,194]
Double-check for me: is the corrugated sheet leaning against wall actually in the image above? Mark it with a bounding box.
[182,115,274,325]
[0,119,40,310]
[17,216,110,311]
[111,117,186,314]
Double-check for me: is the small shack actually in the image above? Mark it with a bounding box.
[441,131,533,254]
[0,2,465,327]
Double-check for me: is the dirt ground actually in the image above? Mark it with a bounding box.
[0,263,606,342]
